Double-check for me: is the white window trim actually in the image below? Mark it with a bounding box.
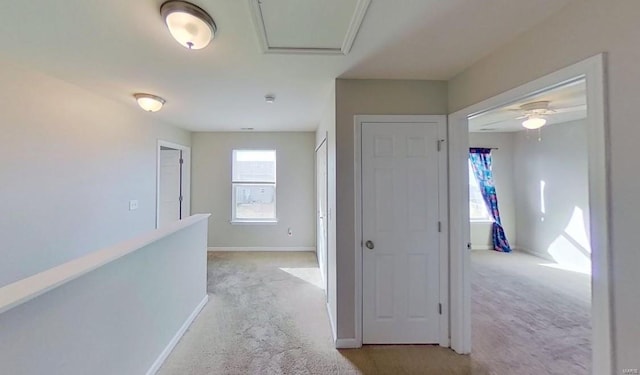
[231,183,278,224]
[468,160,493,223]
[231,150,277,223]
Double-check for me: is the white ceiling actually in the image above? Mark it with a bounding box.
[469,79,587,132]
[0,0,573,131]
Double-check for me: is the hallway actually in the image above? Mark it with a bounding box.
[159,251,590,374]
[158,252,475,374]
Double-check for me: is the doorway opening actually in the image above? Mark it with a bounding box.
[156,140,191,228]
[467,78,592,373]
[448,54,612,374]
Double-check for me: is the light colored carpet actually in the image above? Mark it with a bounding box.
[158,251,590,375]
[470,250,591,375]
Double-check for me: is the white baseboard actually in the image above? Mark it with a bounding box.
[146,295,209,375]
[471,245,493,250]
[336,338,360,349]
[208,247,316,252]
[335,338,359,348]
[513,246,555,261]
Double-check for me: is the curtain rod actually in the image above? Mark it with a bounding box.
[470,147,499,150]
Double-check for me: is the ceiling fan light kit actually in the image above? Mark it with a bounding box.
[519,101,552,130]
[522,115,547,130]
[160,0,217,50]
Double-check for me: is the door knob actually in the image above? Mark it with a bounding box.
[365,240,375,250]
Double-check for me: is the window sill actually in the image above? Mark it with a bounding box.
[230,220,278,225]
[470,219,494,223]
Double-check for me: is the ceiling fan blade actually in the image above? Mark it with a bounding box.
[551,104,587,114]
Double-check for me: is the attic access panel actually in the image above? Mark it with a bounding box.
[249,0,370,55]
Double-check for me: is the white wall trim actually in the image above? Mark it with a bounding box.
[470,245,493,251]
[146,294,208,375]
[326,302,337,345]
[335,338,360,349]
[207,247,316,252]
[353,115,449,348]
[512,246,555,262]
[448,54,613,374]
[156,140,191,229]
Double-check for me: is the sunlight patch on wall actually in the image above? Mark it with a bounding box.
[564,206,590,253]
[539,180,546,218]
[544,206,591,274]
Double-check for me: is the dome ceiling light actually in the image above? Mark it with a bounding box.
[265,94,276,104]
[134,93,166,112]
[522,115,547,130]
[160,1,217,50]
[517,101,552,130]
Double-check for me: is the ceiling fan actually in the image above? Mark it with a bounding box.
[514,101,555,129]
[511,100,588,130]
[473,99,587,132]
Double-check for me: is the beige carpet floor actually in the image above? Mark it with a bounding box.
[158,251,590,375]
[470,250,591,375]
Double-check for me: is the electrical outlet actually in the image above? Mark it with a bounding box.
[129,200,139,211]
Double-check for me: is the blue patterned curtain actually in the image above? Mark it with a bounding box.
[469,148,512,253]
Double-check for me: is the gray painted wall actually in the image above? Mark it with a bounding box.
[0,219,208,375]
[448,0,639,369]
[468,132,516,250]
[334,79,448,340]
[0,60,191,287]
[191,132,315,248]
[513,120,590,270]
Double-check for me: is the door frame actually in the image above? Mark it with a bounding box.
[156,140,192,229]
[354,115,449,347]
[448,54,612,374]
[315,135,329,293]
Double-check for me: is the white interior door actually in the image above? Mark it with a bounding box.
[159,148,182,227]
[362,121,443,344]
[316,139,328,292]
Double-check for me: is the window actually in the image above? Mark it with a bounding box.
[232,150,277,223]
[469,160,492,221]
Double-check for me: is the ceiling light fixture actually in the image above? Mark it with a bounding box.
[522,115,547,130]
[134,93,166,112]
[517,101,552,130]
[265,94,276,104]
[160,1,217,50]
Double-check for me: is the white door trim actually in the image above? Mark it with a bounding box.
[316,136,329,292]
[354,115,449,348]
[156,140,192,229]
[448,54,612,374]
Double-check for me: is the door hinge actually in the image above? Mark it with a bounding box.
[438,303,442,315]
[179,158,184,164]
[437,139,446,152]
[438,221,442,232]
[179,195,183,202]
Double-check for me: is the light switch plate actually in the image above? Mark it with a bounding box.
[129,200,139,211]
